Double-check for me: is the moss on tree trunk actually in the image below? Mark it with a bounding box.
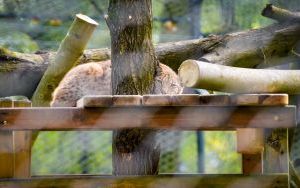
[107,0,160,175]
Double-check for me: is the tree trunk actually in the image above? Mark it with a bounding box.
[107,0,160,175]
[188,0,203,38]
[220,0,236,32]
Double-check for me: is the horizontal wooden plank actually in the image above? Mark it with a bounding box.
[77,94,288,107]
[77,95,113,107]
[230,94,288,106]
[0,106,296,131]
[0,174,288,188]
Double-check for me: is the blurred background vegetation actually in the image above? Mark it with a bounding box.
[0,0,299,175]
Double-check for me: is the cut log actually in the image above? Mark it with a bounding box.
[31,14,98,106]
[179,60,300,94]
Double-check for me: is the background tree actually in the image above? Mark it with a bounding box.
[220,0,236,32]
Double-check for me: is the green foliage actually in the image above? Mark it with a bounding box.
[201,0,222,34]
[0,30,39,53]
[179,132,198,173]
[205,131,241,173]
[235,0,272,29]
[32,131,112,175]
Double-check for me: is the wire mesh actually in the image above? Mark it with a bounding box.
[32,131,199,175]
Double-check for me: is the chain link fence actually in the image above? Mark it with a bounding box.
[32,131,240,175]
[32,131,198,175]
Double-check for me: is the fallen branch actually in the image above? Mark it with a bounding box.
[262,4,300,22]
[179,60,300,94]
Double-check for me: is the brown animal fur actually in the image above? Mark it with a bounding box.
[51,60,183,107]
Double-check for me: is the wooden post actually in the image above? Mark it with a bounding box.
[263,129,289,173]
[232,94,288,174]
[32,14,98,107]
[12,100,32,178]
[0,99,13,178]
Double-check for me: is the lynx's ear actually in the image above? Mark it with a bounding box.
[156,63,183,95]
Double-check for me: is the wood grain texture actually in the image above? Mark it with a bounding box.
[0,131,13,178]
[242,154,263,175]
[143,95,173,106]
[0,106,295,131]
[0,99,13,178]
[233,94,287,173]
[0,174,288,188]
[77,95,113,107]
[230,94,288,106]
[199,94,230,105]
[237,128,264,154]
[263,129,289,173]
[12,100,32,178]
[112,95,142,106]
[171,94,200,105]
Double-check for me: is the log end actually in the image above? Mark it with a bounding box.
[178,60,200,88]
[76,14,99,26]
[261,4,273,17]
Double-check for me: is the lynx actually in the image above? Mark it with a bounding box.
[51,60,183,107]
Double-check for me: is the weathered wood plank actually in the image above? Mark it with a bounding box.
[77,95,113,107]
[0,174,288,188]
[230,94,289,106]
[0,99,13,178]
[242,154,263,175]
[12,100,32,178]
[199,94,230,105]
[0,131,13,178]
[112,95,142,106]
[143,95,173,106]
[237,128,264,154]
[0,106,296,130]
[263,129,289,173]
[234,94,289,174]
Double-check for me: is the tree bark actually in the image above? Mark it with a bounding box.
[179,60,300,94]
[107,0,160,175]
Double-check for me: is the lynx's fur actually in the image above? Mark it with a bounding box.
[51,60,183,107]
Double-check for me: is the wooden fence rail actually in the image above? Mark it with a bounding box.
[0,174,288,188]
[0,94,296,187]
[0,106,295,131]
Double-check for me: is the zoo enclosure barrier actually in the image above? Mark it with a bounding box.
[0,94,295,187]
